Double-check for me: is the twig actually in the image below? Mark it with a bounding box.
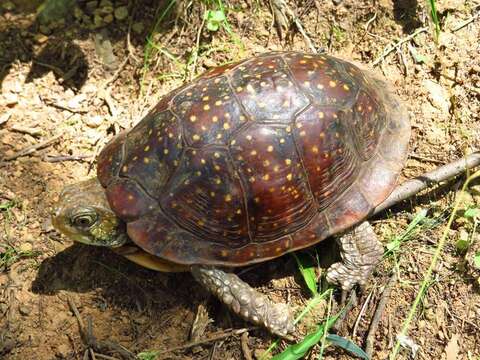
[352,289,374,338]
[43,154,92,163]
[373,152,480,215]
[365,273,397,357]
[372,27,427,66]
[41,96,89,114]
[2,133,63,161]
[189,11,206,81]
[10,125,43,137]
[271,0,317,53]
[67,295,136,360]
[452,11,480,32]
[409,153,445,165]
[155,328,252,356]
[241,332,253,360]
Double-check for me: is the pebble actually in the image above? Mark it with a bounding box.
[83,115,103,128]
[19,242,33,253]
[3,93,18,106]
[34,34,49,44]
[132,22,144,34]
[18,305,32,316]
[114,6,129,21]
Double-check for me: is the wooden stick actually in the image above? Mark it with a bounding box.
[365,273,397,357]
[373,152,480,216]
[2,133,63,161]
[372,27,427,66]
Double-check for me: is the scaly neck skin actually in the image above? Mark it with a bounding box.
[52,178,128,248]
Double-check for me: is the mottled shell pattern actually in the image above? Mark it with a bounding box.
[97,51,410,266]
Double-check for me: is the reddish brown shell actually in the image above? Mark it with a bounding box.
[97,52,410,266]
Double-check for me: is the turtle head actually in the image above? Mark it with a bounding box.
[52,178,128,248]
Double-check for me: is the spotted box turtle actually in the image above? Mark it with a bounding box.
[53,51,410,337]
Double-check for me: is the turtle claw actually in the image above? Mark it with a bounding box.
[191,266,295,338]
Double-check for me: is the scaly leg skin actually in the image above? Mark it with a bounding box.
[191,266,295,338]
[326,221,384,298]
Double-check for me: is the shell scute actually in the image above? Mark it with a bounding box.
[293,106,360,209]
[230,123,316,240]
[230,55,309,122]
[121,111,183,198]
[161,147,249,248]
[172,75,249,147]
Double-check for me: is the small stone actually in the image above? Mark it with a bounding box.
[67,94,87,109]
[19,242,33,253]
[84,115,103,128]
[103,14,114,23]
[2,1,15,11]
[85,1,98,13]
[18,305,32,316]
[114,6,128,21]
[422,79,450,113]
[39,25,51,35]
[132,22,144,34]
[99,0,113,7]
[3,93,18,106]
[93,13,104,28]
[34,34,49,44]
[56,344,71,358]
[73,7,84,19]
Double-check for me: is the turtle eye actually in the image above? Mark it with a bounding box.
[72,212,97,228]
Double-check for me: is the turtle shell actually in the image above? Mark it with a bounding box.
[97,52,410,267]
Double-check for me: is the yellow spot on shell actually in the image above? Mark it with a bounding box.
[225,194,232,202]
[230,139,236,146]
[214,152,220,158]
[319,132,325,138]
[286,173,293,181]
[239,115,246,121]
[122,165,128,172]
[127,194,134,201]
[192,134,200,141]
[262,174,270,180]
[285,158,292,165]
[249,176,255,183]
[201,158,206,164]
[316,84,324,89]
[223,123,230,130]
[299,130,306,137]
[220,250,228,257]
[144,145,150,152]
[202,96,209,101]
[318,112,324,119]
[299,60,307,64]
[250,150,257,156]
[273,165,280,172]
[303,81,310,86]
[164,149,169,155]
[196,171,202,176]
[263,160,270,167]
[312,146,319,154]
[254,197,260,203]
[190,115,197,122]
[267,145,274,152]
[143,157,150,164]
[329,80,337,87]
[343,84,350,91]
[212,116,219,123]
[236,86,243,92]
[215,100,222,106]
[246,135,252,141]
[203,104,210,110]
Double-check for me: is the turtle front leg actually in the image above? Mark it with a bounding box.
[191,266,294,337]
[326,221,383,293]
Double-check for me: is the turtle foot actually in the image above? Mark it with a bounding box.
[326,221,383,292]
[191,266,295,338]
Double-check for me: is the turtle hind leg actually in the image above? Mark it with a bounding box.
[326,221,383,294]
[191,266,294,338]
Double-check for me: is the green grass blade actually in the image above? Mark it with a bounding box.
[426,0,441,42]
[326,334,370,360]
[271,314,340,360]
[292,253,318,296]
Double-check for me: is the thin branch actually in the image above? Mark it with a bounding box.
[2,133,63,161]
[365,273,397,357]
[373,152,480,215]
[372,27,427,66]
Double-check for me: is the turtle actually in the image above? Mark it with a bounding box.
[52,51,410,337]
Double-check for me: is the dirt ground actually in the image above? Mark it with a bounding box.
[1,0,480,359]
